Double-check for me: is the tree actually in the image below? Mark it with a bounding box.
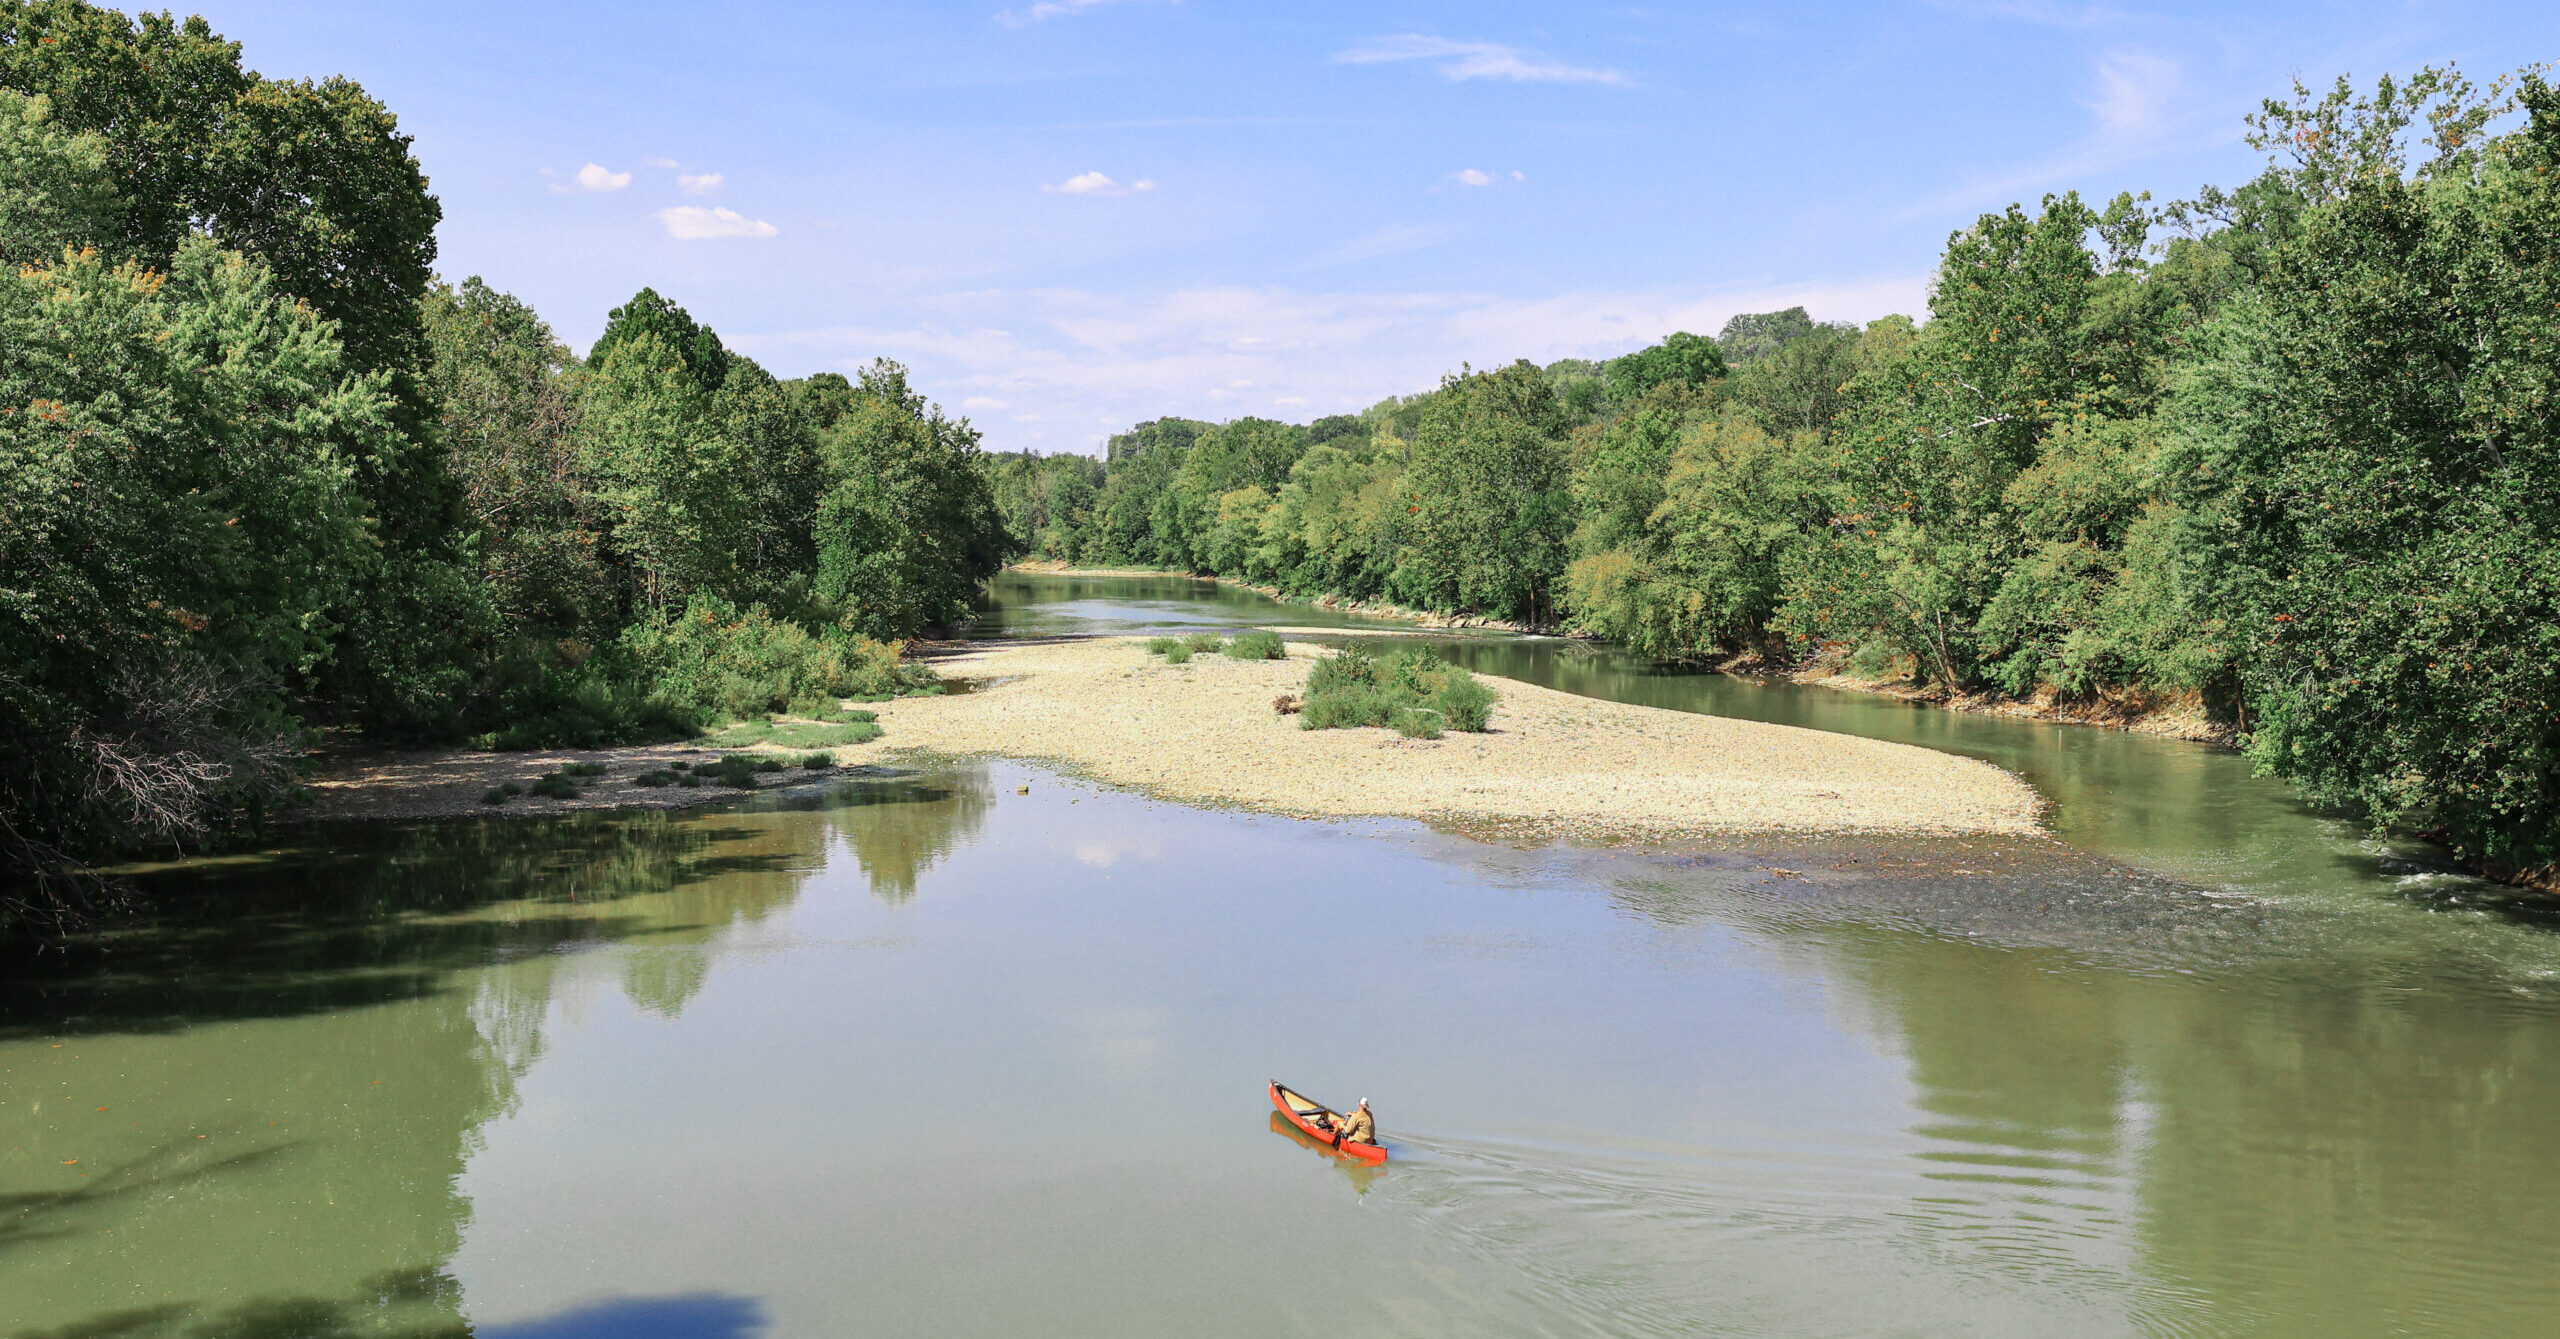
[2168,78,2560,870]
[1,238,386,909]
[812,362,1011,638]
[1602,331,1727,402]
[422,277,605,645]
[1403,361,1574,622]
[0,90,113,264]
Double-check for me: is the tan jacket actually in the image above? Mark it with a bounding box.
[1336,1106,1375,1144]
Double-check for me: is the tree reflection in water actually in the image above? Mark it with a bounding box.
[0,768,992,1338]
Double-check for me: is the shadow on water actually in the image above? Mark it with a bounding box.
[477,1293,766,1339]
[9,1269,761,1339]
[0,769,995,1039]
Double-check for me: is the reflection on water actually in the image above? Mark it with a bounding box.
[1267,1112,1383,1195]
[8,579,2560,1335]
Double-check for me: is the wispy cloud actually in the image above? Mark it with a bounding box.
[732,275,1926,455]
[2088,49,2179,136]
[1333,34,1628,86]
[1450,168,1495,187]
[997,0,1170,28]
[642,155,680,169]
[655,205,778,240]
[1301,223,1444,270]
[677,172,725,196]
[1044,170,1157,195]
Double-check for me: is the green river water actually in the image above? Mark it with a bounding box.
[5,572,2556,1337]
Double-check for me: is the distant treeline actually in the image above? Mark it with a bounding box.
[992,66,2560,877]
[1,2,1004,916]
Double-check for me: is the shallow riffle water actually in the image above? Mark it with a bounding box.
[7,577,2559,1337]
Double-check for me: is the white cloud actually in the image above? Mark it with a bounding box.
[1450,168,1495,187]
[643,156,680,169]
[654,206,779,240]
[1334,34,1628,86]
[1044,170,1157,196]
[961,396,1009,411]
[996,0,1168,27]
[1512,170,1528,183]
[574,162,631,191]
[677,172,725,196]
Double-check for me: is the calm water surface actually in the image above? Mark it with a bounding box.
[5,574,2556,1337]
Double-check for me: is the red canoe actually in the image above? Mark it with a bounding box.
[1270,1080,1387,1162]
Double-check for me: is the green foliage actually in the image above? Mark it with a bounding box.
[0,90,113,265]
[621,594,912,724]
[800,752,835,770]
[481,787,510,805]
[1434,673,1498,732]
[810,361,1011,639]
[632,770,673,788]
[1603,332,1727,401]
[1181,632,1226,653]
[1403,362,1575,623]
[1144,636,1182,656]
[528,775,578,800]
[0,232,388,897]
[1225,630,1286,660]
[1163,643,1192,665]
[1298,646,1492,737]
[703,754,763,788]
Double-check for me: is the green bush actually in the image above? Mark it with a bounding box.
[1299,645,1494,737]
[1163,643,1192,665]
[800,752,835,770]
[480,787,510,805]
[1144,636,1181,656]
[843,709,879,723]
[621,594,922,725]
[677,773,702,788]
[1225,630,1286,660]
[705,756,762,788]
[1297,683,1403,730]
[499,782,524,797]
[632,770,673,788]
[1433,673,1498,732]
[750,757,785,773]
[1305,646,1378,696]
[558,761,608,777]
[1183,632,1226,652]
[529,775,579,800]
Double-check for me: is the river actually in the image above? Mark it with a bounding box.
[5,572,2555,1337]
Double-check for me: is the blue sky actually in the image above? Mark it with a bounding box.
[206,1,2557,454]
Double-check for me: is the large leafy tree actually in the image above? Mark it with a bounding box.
[2170,77,2560,870]
[3,0,473,735]
[423,277,606,646]
[810,362,1011,639]
[1403,361,1573,623]
[1,237,388,906]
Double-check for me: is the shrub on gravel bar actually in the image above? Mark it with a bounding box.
[1225,630,1285,660]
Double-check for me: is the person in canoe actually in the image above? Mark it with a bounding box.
[1316,1097,1376,1148]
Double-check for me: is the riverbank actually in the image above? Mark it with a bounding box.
[1002,563,2231,743]
[299,637,2043,840]
[1005,561,1560,634]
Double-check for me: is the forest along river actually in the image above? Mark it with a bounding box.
[3,574,2556,1338]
